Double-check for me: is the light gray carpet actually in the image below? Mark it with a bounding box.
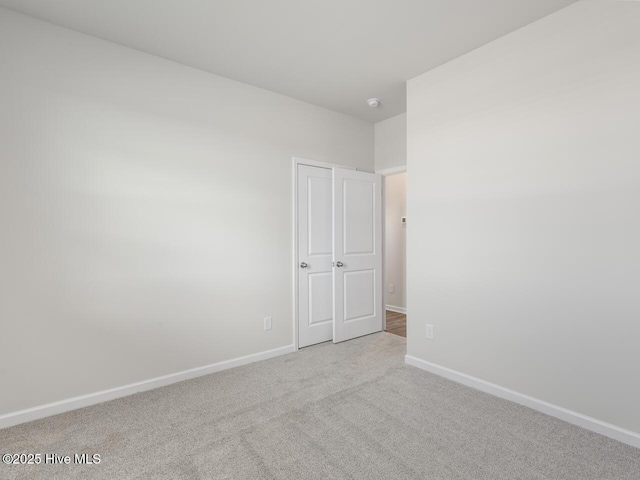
[1,333,639,479]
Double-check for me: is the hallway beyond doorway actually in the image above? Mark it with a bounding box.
[385,310,406,337]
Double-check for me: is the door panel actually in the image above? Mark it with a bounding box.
[343,179,375,254]
[333,168,382,343]
[308,272,333,326]
[298,165,333,348]
[308,176,333,256]
[344,269,376,321]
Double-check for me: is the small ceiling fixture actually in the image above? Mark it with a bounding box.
[367,98,381,108]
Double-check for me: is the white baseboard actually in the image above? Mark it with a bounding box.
[0,344,295,430]
[405,355,640,449]
[386,305,406,314]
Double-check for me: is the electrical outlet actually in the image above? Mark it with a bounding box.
[425,324,434,340]
[388,283,394,293]
[264,316,272,331]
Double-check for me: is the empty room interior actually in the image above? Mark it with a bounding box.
[1,1,639,479]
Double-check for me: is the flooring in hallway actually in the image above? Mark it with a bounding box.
[386,309,406,337]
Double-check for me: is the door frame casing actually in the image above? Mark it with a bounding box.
[376,166,407,176]
[292,157,356,351]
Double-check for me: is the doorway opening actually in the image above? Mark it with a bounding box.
[382,170,407,337]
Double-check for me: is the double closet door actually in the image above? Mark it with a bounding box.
[298,164,382,348]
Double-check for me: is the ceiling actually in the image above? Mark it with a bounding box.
[0,0,576,122]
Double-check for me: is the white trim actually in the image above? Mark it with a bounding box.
[405,355,640,449]
[0,344,295,430]
[385,305,406,314]
[381,177,386,331]
[292,157,355,350]
[292,159,299,351]
[376,165,406,176]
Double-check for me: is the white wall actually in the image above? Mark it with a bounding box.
[384,173,406,310]
[407,0,640,434]
[0,8,373,416]
[375,113,406,171]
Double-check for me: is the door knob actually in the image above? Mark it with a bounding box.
[335,261,344,267]
[300,262,308,269]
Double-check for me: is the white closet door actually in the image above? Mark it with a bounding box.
[298,165,334,348]
[332,168,383,343]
